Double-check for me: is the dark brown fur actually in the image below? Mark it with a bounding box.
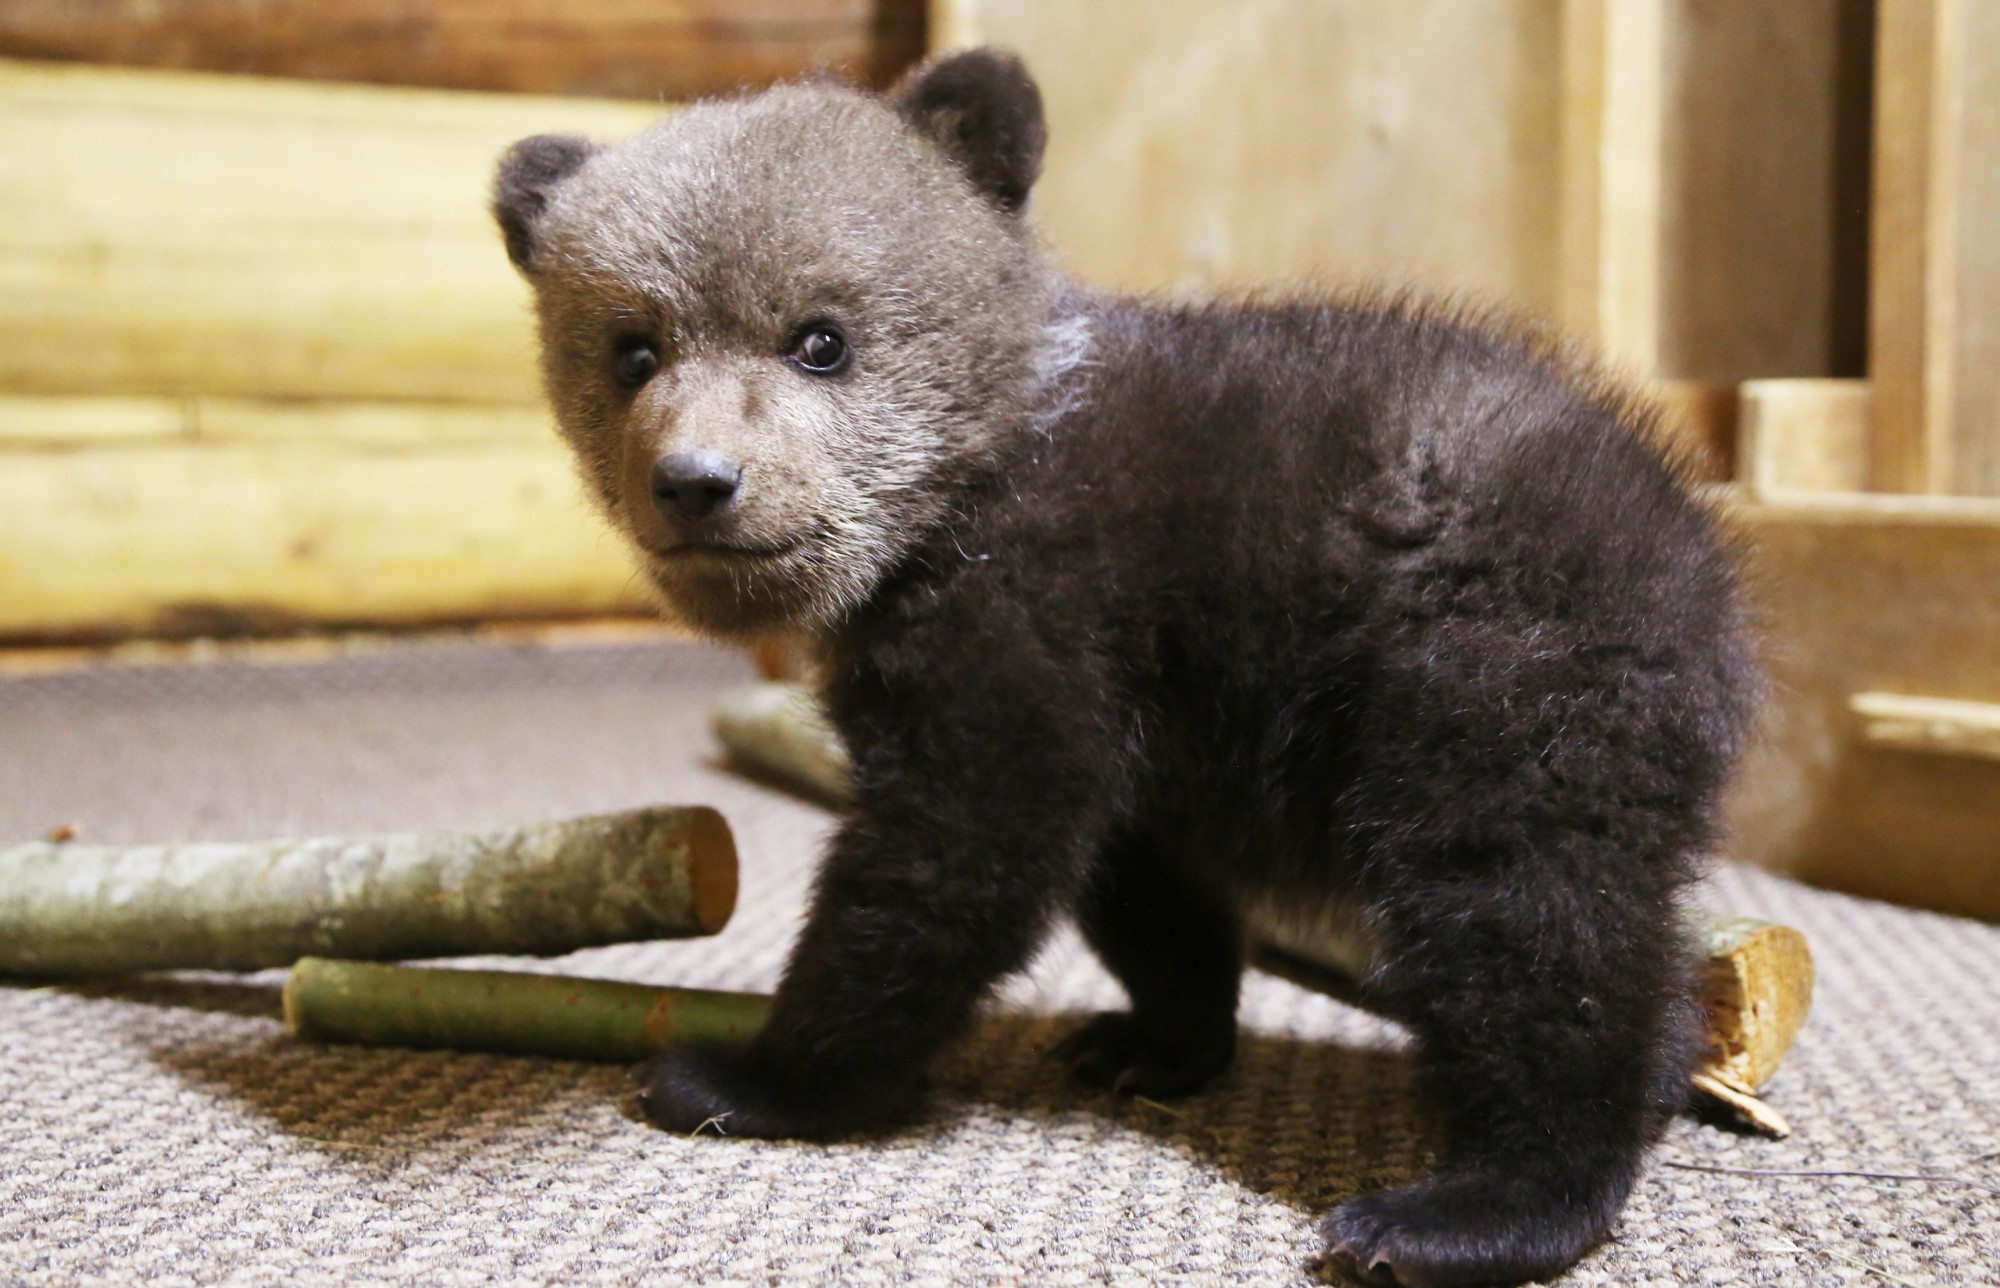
[496,49,1758,1287]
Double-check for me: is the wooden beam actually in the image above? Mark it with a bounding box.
[1737,378,1871,494]
[0,1,926,101]
[0,440,650,640]
[1559,0,1664,373]
[0,59,663,404]
[1655,0,1873,383]
[1868,0,1960,492]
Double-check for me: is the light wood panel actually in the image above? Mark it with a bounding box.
[1658,0,1873,383]
[0,59,663,404]
[1868,0,2000,495]
[1558,0,1663,371]
[1737,378,1871,493]
[1725,492,2000,921]
[1950,0,2000,495]
[0,440,650,640]
[1869,0,1958,491]
[936,0,1564,310]
[0,0,926,101]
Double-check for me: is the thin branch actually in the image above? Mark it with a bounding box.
[1769,1236,1925,1288]
[1664,1158,2000,1197]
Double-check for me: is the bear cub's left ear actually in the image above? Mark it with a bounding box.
[892,47,1046,213]
[492,133,597,273]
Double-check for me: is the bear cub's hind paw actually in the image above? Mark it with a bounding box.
[1321,1166,1619,1288]
[1056,1011,1235,1098]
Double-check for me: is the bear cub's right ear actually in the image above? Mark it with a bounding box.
[493,134,596,273]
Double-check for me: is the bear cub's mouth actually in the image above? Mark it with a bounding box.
[645,536,805,561]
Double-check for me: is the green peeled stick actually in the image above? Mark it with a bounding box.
[284,957,771,1062]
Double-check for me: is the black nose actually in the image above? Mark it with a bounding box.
[651,450,741,521]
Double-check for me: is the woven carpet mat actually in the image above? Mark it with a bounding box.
[2,635,1996,1286]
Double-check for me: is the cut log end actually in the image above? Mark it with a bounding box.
[1696,917,1816,1095]
[685,806,739,935]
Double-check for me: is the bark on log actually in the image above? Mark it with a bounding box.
[0,805,737,977]
[712,681,852,806]
[284,957,769,1061]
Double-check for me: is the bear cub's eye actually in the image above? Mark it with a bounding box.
[614,339,658,388]
[790,324,850,374]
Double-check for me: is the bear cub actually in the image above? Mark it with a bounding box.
[494,49,1757,1288]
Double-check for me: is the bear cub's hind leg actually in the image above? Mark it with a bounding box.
[1321,873,1701,1288]
[1059,840,1243,1098]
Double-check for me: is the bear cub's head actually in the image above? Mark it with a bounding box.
[494,49,1059,639]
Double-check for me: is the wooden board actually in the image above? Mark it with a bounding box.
[1725,491,2000,921]
[1657,0,1872,383]
[936,0,1565,311]
[1737,378,1871,493]
[1868,0,2000,495]
[0,439,651,640]
[1869,0,1957,492]
[0,59,664,404]
[1558,0,1663,371]
[0,0,925,101]
[1951,0,2000,495]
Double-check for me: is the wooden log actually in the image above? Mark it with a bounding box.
[284,958,770,1062]
[0,393,561,447]
[0,59,662,403]
[0,438,651,641]
[712,681,852,806]
[1737,378,1871,493]
[1694,917,1815,1092]
[0,806,738,977]
[1690,916,1815,1138]
[0,1,925,101]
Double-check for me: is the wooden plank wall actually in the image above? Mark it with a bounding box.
[941,0,1867,391]
[0,62,668,638]
[940,0,1566,314]
[0,0,927,101]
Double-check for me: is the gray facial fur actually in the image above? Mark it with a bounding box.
[497,62,1057,638]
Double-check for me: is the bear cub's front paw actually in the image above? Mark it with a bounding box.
[634,1045,753,1134]
[1056,1011,1235,1098]
[634,1044,919,1140]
